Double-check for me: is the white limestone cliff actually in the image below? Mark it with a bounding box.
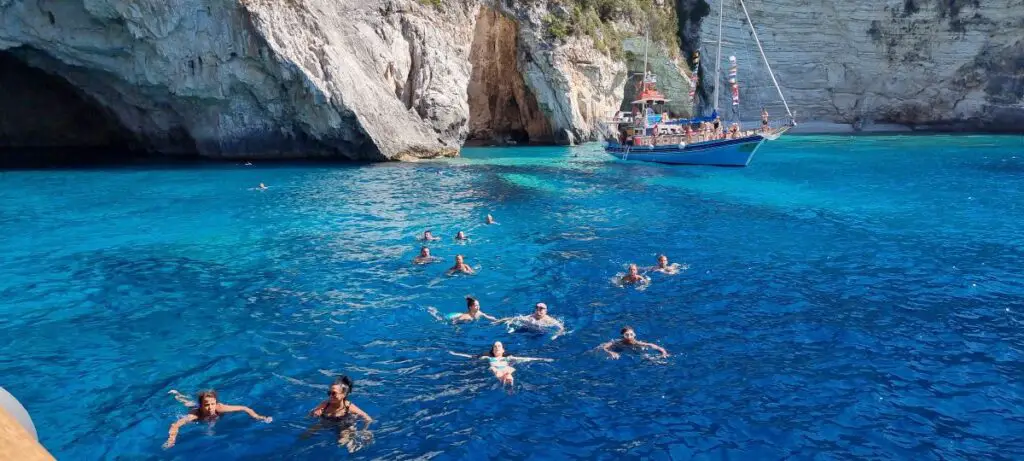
[688,0,1024,131]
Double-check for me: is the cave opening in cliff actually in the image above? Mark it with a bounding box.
[0,49,159,168]
[465,7,553,146]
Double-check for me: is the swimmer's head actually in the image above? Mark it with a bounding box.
[423,230,433,238]
[329,376,353,402]
[455,254,465,264]
[419,246,430,257]
[486,214,494,223]
[197,390,218,417]
[489,341,505,357]
[456,231,466,239]
[533,302,548,317]
[466,296,480,312]
[657,255,668,267]
[628,264,639,275]
[621,326,637,343]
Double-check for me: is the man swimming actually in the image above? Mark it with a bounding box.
[620,263,647,284]
[455,231,468,241]
[599,326,669,360]
[430,296,497,324]
[163,389,272,449]
[494,302,566,339]
[413,247,439,265]
[485,214,496,225]
[421,230,441,241]
[650,255,682,274]
[447,254,475,275]
[258,183,268,190]
[449,341,552,386]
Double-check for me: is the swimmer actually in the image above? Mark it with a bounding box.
[485,214,496,225]
[599,326,669,360]
[455,231,468,241]
[413,246,440,265]
[447,254,475,275]
[494,302,566,339]
[455,296,498,323]
[428,296,496,323]
[306,376,374,453]
[449,341,552,386]
[650,254,683,274]
[244,161,252,166]
[421,230,441,241]
[163,390,272,449]
[258,183,268,190]
[620,263,646,284]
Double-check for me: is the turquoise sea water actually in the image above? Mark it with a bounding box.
[2,135,1024,459]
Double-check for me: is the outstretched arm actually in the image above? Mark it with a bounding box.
[600,340,620,359]
[479,312,498,322]
[168,390,196,407]
[163,414,198,449]
[508,356,553,363]
[551,320,566,339]
[640,341,669,357]
[218,404,273,422]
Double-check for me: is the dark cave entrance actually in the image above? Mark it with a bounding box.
[0,50,149,168]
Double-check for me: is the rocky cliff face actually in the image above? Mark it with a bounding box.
[466,6,551,145]
[684,0,1024,131]
[0,0,478,160]
[0,0,641,161]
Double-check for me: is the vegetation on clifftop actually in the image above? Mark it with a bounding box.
[542,0,679,59]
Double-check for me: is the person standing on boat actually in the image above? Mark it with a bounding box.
[761,108,770,132]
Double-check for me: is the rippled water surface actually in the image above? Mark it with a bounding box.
[2,135,1024,460]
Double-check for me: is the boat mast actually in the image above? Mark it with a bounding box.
[736,0,793,119]
[642,14,650,79]
[712,0,724,113]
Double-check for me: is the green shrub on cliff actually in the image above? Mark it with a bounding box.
[543,0,679,59]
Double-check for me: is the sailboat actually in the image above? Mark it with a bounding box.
[604,0,796,167]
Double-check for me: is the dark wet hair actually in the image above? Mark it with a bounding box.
[621,326,635,334]
[333,375,354,393]
[196,390,218,417]
[466,296,478,308]
[487,343,510,358]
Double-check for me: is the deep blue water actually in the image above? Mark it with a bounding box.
[2,135,1024,460]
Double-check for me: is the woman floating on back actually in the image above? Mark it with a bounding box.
[306,376,374,453]
[449,341,551,386]
[163,389,272,449]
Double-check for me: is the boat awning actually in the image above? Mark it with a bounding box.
[663,110,719,125]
